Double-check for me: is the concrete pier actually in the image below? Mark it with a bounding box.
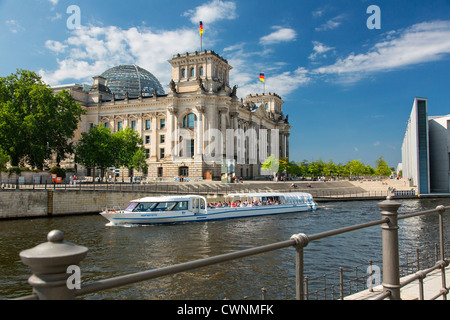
[346,265,450,300]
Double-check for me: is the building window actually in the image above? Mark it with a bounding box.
[145,149,150,159]
[181,68,186,78]
[117,121,123,131]
[131,120,136,130]
[160,118,166,129]
[160,148,165,159]
[190,139,195,157]
[179,166,189,177]
[182,113,197,128]
[160,135,165,143]
[158,167,163,177]
[145,135,150,144]
[200,66,204,76]
[145,119,151,130]
[104,122,109,129]
[89,123,94,130]
[266,103,269,110]
[190,68,195,77]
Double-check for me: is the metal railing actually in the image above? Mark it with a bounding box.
[1,180,396,201]
[13,197,449,300]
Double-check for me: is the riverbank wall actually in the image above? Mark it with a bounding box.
[0,179,446,220]
[0,190,154,220]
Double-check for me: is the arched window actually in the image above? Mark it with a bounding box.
[190,68,195,77]
[182,113,197,128]
[199,66,204,76]
[181,68,186,78]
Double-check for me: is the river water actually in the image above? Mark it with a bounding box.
[1,197,449,300]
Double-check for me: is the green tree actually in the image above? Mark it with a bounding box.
[308,159,325,177]
[113,127,143,175]
[75,125,116,178]
[0,69,84,168]
[0,147,9,169]
[261,154,279,173]
[298,160,310,177]
[346,159,365,177]
[131,147,148,174]
[375,156,392,176]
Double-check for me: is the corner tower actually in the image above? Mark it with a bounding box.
[168,50,232,94]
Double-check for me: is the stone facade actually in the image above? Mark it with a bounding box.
[53,50,291,181]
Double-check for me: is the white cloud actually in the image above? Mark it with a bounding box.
[315,14,345,31]
[260,27,297,45]
[45,40,67,54]
[309,41,334,60]
[314,20,450,80]
[49,12,62,21]
[312,9,325,18]
[236,67,310,99]
[5,20,24,33]
[224,43,310,99]
[48,0,58,5]
[40,25,199,87]
[183,0,237,24]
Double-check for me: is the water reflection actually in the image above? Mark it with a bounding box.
[1,198,449,299]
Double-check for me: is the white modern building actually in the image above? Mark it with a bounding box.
[401,97,450,194]
[428,114,450,193]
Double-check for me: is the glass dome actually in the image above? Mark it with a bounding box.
[101,65,165,98]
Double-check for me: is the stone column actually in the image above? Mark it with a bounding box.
[167,107,177,159]
[150,113,158,161]
[218,107,227,156]
[285,133,290,159]
[280,131,286,159]
[195,105,204,159]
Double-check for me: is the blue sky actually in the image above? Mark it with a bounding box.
[1,0,450,168]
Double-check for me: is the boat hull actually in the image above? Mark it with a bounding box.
[101,204,316,226]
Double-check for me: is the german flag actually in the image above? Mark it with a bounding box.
[199,21,203,36]
[259,73,265,82]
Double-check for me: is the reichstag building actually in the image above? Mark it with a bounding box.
[53,50,291,181]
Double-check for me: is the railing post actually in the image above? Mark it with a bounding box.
[378,196,402,300]
[19,230,88,300]
[436,205,448,300]
[290,233,309,300]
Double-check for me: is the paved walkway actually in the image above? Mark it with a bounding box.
[345,265,450,300]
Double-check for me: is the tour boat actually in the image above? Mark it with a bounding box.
[100,192,318,226]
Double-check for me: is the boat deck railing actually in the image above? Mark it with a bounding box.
[13,197,449,300]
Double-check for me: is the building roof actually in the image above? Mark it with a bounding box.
[100,64,165,98]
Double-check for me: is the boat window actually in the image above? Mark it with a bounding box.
[134,202,158,212]
[153,202,178,211]
[125,202,138,211]
[173,201,188,211]
[193,198,199,209]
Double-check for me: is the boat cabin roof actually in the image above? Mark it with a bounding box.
[226,192,314,199]
[131,195,206,203]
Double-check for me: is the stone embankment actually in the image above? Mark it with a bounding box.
[0,179,418,220]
